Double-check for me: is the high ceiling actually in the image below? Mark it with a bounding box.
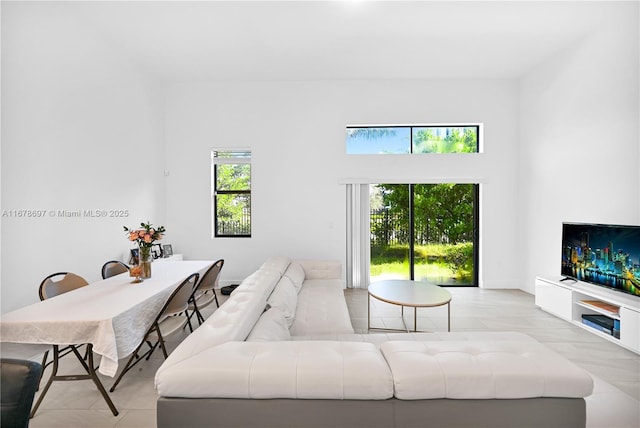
[26,1,621,82]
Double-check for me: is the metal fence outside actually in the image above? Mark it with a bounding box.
[217,212,251,236]
[370,209,472,246]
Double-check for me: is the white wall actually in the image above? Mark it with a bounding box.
[5,2,633,313]
[165,79,520,288]
[1,3,165,313]
[518,3,640,293]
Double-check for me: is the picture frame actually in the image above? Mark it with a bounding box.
[129,248,140,265]
[151,243,163,259]
[163,244,173,258]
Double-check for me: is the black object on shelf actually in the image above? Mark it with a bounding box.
[582,314,615,336]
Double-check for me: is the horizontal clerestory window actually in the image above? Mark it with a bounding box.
[346,125,480,154]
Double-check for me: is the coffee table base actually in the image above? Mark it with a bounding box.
[367,293,451,333]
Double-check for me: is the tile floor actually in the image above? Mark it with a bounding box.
[2,287,639,427]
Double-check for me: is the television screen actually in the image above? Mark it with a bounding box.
[561,223,640,298]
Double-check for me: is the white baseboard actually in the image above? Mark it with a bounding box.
[480,279,524,290]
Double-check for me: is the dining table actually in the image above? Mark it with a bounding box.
[0,259,214,416]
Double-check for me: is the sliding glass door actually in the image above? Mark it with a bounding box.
[370,183,478,286]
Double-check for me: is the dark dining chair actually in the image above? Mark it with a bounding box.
[1,359,42,428]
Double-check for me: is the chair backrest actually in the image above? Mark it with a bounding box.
[162,273,200,318]
[196,259,224,293]
[38,272,89,301]
[1,358,43,428]
[101,260,129,279]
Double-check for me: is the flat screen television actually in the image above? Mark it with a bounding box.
[561,222,640,298]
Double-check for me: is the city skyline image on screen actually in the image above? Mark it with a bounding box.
[561,223,640,298]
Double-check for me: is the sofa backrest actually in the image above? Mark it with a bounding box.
[155,262,283,371]
[157,257,343,376]
[260,256,292,275]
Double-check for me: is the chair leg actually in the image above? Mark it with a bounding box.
[187,299,204,325]
[144,339,160,361]
[156,329,169,359]
[110,351,137,392]
[185,311,194,333]
[194,301,205,324]
[184,297,200,329]
[213,288,219,308]
[110,341,152,393]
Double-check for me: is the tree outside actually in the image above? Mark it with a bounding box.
[346,125,478,154]
[370,183,476,285]
[215,163,251,236]
[412,127,478,153]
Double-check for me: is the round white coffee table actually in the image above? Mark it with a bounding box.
[368,279,452,332]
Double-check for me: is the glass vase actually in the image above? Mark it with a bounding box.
[139,246,153,279]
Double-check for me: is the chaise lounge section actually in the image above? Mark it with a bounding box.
[155,257,593,428]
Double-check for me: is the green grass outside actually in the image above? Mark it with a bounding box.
[371,243,474,285]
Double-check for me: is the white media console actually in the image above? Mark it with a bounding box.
[535,276,640,354]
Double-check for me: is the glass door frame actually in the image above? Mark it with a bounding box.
[377,183,479,287]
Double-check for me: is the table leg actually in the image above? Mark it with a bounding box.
[448,302,451,332]
[30,344,119,418]
[414,307,417,332]
[30,345,58,418]
[398,306,410,333]
[85,345,119,416]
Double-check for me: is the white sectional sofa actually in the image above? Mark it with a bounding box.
[155,257,594,428]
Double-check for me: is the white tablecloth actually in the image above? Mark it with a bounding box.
[0,260,213,377]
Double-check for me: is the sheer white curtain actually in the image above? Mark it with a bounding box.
[346,183,370,289]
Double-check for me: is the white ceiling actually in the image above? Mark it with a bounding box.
[58,1,615,82]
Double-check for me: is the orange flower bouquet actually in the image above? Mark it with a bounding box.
[124,222,166,279]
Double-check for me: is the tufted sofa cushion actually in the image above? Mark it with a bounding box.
[155,268,281,374]
[289,279,354,336]
[267,276,298,327]
[246,307,291,342]
[260,256,291,275]
[283,262,305,293]
[233,269,281,302]
[156,341,394,399]
[380,340,594,400]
